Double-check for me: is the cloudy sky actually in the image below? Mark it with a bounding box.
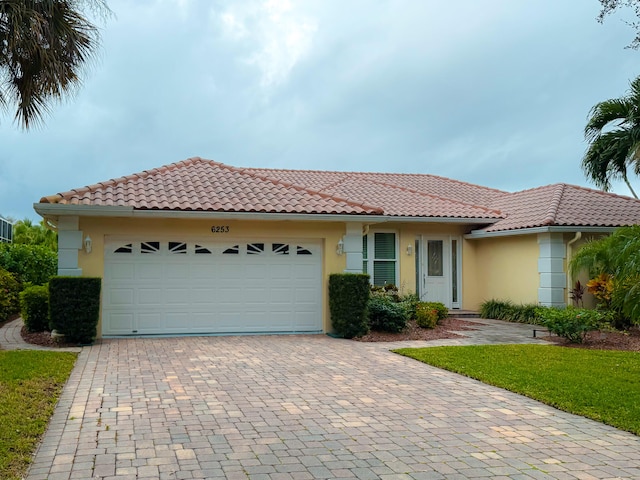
[1,0,639,221]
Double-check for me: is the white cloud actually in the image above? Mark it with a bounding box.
[216,0,318,87]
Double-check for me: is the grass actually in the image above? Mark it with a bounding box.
[0,350,77,480]
[394,344,640,435]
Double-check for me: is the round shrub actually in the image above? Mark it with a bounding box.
[20,285,50,332]
[422,302,448,322]
[415,303,438,329]
[367,296,408,333]
[0,267,21,323]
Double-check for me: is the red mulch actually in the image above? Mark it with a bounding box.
[16,317,640,352]
[20,326,78,348]
[353,318,480,342]
[542,326,640,351]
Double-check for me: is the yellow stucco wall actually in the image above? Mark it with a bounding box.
[72,216,552,335]
[463,234,539,310]
[78,216,346,335]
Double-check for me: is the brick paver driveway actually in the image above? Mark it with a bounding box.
[28,335,639,479]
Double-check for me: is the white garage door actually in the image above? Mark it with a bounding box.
[103,238,323,336]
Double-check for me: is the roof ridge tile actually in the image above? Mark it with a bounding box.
[362,177,503,216]
[239,168,384,214]
[542,184,566,226]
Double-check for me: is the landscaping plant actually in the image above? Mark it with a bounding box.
[328,273,370,338]
[0,268,20,323]
[415,303,438,328]
[49,277,101,344]
[367,295,408,333]
[537,306,603,343]
[20,285,49,332]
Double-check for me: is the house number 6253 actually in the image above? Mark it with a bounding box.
[211,226,230,233]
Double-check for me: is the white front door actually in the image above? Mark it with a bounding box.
[417,236,461,308]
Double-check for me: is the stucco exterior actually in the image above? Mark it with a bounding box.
[464,234,539,309]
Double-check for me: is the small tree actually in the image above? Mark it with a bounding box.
[570,226,640,325]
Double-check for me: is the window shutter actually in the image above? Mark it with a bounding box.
[374,233,395,259]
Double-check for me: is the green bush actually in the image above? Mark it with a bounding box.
[421,302,448,322]
[538,306,603,343]
[49,277,101,344]
[415,302,438,329]
[20,285,50,332]
[328,273,370,338]
[399,293,420,319]
[0,243,57,285]
[0,268,21,323]
[367,296,408,333]
[479,299,544,325]
[479,299,514,320]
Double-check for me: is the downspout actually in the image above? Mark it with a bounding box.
[566,232,582,303]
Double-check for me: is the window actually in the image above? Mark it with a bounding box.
[195,244,212,254]
[168,242,187,254]
[272,243,289,255]
[223,245,239,255]
[247,243,264,255]
[114,243,133,254]
[363,232,397,286]
[427,240,443,277]
[296,246,312,255]
[0,217,12,243]
[141,242,160,254]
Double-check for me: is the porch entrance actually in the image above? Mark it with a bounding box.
[416,236,461,309]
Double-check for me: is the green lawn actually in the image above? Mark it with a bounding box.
[0,350,77,480]
[394,344,640,435]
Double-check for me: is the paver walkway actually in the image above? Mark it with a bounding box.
[11,319,638,480]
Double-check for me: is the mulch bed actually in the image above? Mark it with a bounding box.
[542,326,640,352]
[20,327,79,348]
[353,318,481,342]
[16,317,640,352]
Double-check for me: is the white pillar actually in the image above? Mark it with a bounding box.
[343,223,364,274]
[537,232,566,307]
[57,216,83,276]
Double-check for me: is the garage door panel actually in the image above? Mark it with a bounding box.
[103,238,322,336]
[108,263,135,280]
[137,263,163,280]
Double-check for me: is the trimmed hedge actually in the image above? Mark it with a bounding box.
[0,268,21,323]
[329,273,370,338]
[0,243,57,285]
[49,277,101,344]
[20,285,50,332]
[368,296,408,333]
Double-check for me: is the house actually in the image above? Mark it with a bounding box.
[0,216,12,243]
[34,157,640,337]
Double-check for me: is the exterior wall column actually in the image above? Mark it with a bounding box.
[57,216,83,276]
[537,232,566,307]
[343,223,363,274]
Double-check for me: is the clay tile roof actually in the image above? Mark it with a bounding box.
[39,158,382,215]
[39,158,640,228]
[479,184,640,232]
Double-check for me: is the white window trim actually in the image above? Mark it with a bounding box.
[363,230,399,286]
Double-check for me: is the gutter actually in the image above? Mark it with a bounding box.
[464,225,617,239]
[33,203,499,225]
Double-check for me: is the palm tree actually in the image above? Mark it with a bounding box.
[0,1,109,128]
[12,218,57,251]
[582,76,640,199]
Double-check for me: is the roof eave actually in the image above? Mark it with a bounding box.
[34,203,500,224]
[465,225,620,239]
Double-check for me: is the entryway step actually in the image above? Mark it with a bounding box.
[448,310,480,318]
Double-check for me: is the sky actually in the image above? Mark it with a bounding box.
[1,0,639,221]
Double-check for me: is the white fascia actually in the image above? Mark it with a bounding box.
[34,203,499,225]
[464,225,618,239]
